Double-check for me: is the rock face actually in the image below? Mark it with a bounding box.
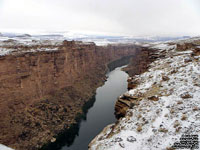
[115,47,159,118]
[123,47,161,76]
[176,43,194,51]
[0,41,140,150]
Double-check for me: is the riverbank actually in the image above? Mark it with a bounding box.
[89,38,200,150]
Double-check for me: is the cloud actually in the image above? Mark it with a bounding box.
[0,0,200,36]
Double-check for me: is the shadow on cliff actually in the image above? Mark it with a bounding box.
[40,95,96,150]
[107,55,133,72]
[40,55,134,150]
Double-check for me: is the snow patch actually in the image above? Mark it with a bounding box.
[0,144,14,150]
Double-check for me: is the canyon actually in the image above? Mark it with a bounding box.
[0,40,140,150]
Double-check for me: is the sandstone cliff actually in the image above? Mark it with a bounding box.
[0,40,140,150]
[115,46,168,118]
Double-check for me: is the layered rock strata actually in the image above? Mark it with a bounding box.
[115,47,160,118]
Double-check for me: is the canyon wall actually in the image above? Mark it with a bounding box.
[115,47,160,118]
[0,41,140,150]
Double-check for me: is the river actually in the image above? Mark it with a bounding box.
[59,65,129,150]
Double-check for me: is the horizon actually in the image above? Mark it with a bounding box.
[0,29,197,38]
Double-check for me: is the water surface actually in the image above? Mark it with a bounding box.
[61,65,128,150]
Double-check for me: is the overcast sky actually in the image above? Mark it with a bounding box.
[0,0,200,36]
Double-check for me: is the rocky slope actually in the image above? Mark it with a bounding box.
[89,38,200,150]
[0,40,140,150]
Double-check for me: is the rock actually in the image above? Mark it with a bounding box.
[124,47,158,77]
[175,127,182,133]
[166,147,176,150]
[184,57,192,63]
[173,120,180,128]
[62,40,75,47]
[115,95,140,119]
[193,107,199,111]
[180,92,193,99]
[181,114,187,120]
[115,48,159,119]
[50,137,56,143]
[128,79,139,90]
[170,69,177,74]
[177,101,183,104]
[162,75,170,81]
[176,43,194,51]
[127,136,136,143]
[192,47,200,56]
[158,128,168,133]
[137,125,142,132]
[122,93,139,101]
[115,100,129,119]
[152,129,157,132]
[113,137,123,142]
[119,142,125,148]
[170,108,175,114]
[148,96,159,101]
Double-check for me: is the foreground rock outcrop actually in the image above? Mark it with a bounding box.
[115,47,161,118]
[89,38,200,150]
[0,40,140,150]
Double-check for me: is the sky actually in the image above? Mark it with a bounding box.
[0,0,200,36]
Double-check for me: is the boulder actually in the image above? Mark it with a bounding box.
[148,96,159,101]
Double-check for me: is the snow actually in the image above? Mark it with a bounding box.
[0,48,15,56]
[89,41,200,150]
[173,36,200,44]
[141,43,151,47]
[0,38,62,56]
[151,43,176,50]
[0,46,59,56]
[0,144,14,150]
[152,43,168,49]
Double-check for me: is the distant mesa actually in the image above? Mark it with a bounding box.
[16,34,32,37]
[3,39,17,43]
[39,34,63,37]
[182,36,191,39]
[63,40,75,46]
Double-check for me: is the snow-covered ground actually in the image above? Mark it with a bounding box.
[89,42,200,150]
[0,144,14,150]
[0,42,60,56]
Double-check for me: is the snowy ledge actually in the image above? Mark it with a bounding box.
[89,42,200,150]
[0,144,14,150]
[0,39,62,56]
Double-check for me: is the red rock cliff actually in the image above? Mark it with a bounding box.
[116,47,160,118]
[0,41,140,150]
